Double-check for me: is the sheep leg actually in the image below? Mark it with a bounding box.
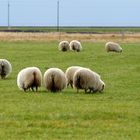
[1,75,6,79]
[31,87,35,92]
[31,86,38,92]
[88,88,97,94]
[23,88,27,92]
[35,86,38,92]
[77,89,79,93]
[67,83,69,87]
[85,89,89,93]
[92,89,98,93]
[68,80,73,88]
[1,65,6,79]
[1,73,6,79]
[85,89,92,93]
[23,84,27,92]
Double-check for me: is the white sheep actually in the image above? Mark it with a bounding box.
[43,68,67,92]
[73,68,105,93]
[17,67,42,92]
[58,41,70,52]
[69,40,82,52]
[65,66,84,88]
[0,59,12,79]
[105,42,122,52]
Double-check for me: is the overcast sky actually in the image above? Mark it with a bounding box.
[0,0,140,26]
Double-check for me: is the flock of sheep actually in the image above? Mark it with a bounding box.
[0,41,122,93]
[58,40,122,53]
[58,40,82,52]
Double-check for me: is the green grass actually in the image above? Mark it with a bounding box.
[0,41,140,140]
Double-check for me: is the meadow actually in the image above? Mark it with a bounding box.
[0,40,140,140]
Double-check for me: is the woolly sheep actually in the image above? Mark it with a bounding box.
[58,41,70,52]
[0,59,12,79]
[44,68,67,92]
[73,68,105,93]
[65,66,84,88]
[69,40,82,52]
[105,42,122,52]
[17,67,42,92]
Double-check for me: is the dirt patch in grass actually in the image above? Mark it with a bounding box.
[0,32,140,42]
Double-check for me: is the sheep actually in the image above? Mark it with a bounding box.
[105,42,122,53]
[0,59,12,79]
[73,68,105,93]
[69,40,82,52]
[65,66,84,88]
[58,41,70,52]
[17,67,42,92]
[43,68,67,92]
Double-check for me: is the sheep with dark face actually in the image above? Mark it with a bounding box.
[44,68,67,92]
[0,59,12,79]
[73,68,105,93]
[105,42,122,53]
[69,40,82,52]
[17,67,42,92]
[58,41,70,52]
[65,66,83,88]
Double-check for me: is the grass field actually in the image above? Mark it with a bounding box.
[0,40,140,140]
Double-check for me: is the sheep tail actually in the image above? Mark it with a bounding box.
[72,44,76,51]
[1,61,6,79]
[51,74,56,92]
[32,71,39,92]
[75,75,82,92]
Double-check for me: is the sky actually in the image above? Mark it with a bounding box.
[0,0,140,26]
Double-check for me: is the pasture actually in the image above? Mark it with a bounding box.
[0,40,140,139]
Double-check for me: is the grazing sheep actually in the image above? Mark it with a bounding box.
[65,66,84,88]
[105,42,122,52]
[17,67,42,92]
[73,68,105,93]
[69,40,82,52]
[44,68,67,92]
[0,59,12,79]
[58,41,70,52]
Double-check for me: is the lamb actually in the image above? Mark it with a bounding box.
[65,66,84,88]
[69,40,82,52]
[105,42,122,52]
[43,68,67,92]
[17,67,42,92]
[73,68,105,93]
[58,41,70,52]
[0,59,12,79]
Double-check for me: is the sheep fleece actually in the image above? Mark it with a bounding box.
[44,68,67,92]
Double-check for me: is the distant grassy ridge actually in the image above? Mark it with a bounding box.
[1,26,140,33]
